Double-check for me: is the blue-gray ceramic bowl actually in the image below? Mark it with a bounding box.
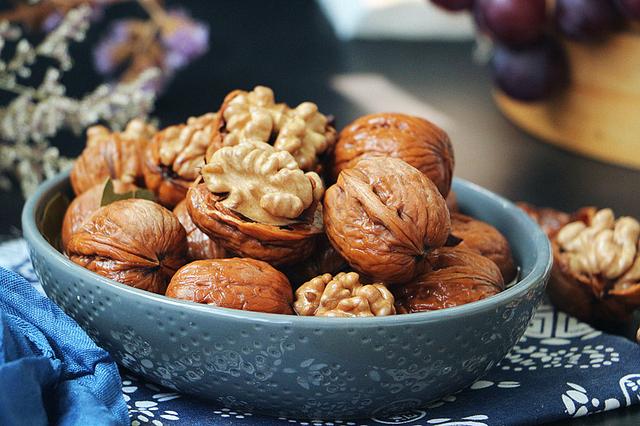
[22,171,552,420]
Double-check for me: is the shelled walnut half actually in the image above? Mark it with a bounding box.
[71,119,156,195]
[331,113,454,197]
[394,247,504,313]
[294,272,395,317]
[209,86,336,172]
[324,157,451,285]
[67,199,188,294]
[166,258,293,314]
[143,113,217,208]
[450,212,517,282]
[551,208,640,327]
[188,140,324,266]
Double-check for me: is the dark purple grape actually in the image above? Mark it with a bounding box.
[430,0,474,11]
[491,38,569,101]
[555,0,621,41]
[474,0,547,45]
[616,0,640,20]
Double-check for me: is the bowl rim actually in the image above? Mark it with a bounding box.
[22,170,552,327]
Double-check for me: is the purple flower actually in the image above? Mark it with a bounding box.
[160,9,209,71]
[93,20,134,75]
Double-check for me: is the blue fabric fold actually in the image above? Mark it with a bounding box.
[0,266,128,426]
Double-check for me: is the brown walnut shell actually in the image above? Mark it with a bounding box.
[70,121,153,195]
[450,212,517,282]
[394,247,504,313]
[173,200,227,261]
[142,114,218,208]
[282,235,348,286]
[517,202,574,238]
[61,180,137,253]
[331,113,454,197]
[67,199,188,294]
[186,183,322,266]
[324,157,451,285]
[166,258,293,314]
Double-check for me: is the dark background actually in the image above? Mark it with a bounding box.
[1,1,639,424]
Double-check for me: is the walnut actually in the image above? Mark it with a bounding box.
[282,235,347,286]
[202,140,324,226]
[324,157,451,284]
[209,86,336,171]
[331,113,454,197]
[523,204,640,329]
[165,259,293,314]
[143,113,217,208]
[450,212,517,282]
[173,200,227,261]
[294,272,395,317]
[394,247,504,313]
[187,142,323,265]
[61,180,137,253]
[70,119,156,195]
[67,199,188,294]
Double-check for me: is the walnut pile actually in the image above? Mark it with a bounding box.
[202,140,324,226]
[294,272,395,317]
[70,119,156,195]
[212,86,336,171]
[143,113,218,208]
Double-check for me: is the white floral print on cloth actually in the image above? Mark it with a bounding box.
[3,238,640,426]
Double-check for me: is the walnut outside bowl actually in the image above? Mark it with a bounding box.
[22,171,552,420]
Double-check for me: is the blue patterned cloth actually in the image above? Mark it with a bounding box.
[2,239,640,426]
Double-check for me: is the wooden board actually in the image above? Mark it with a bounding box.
[495,31,640,170]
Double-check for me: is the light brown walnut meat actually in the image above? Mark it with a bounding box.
[143,113,217,208]
[324,157,451,285]
[394,247,504,313]
[67,199,188,294]
[61,180,137,253]
[166,258,293,314]
[331,113,454,197]
[294,272,395,317]
[202,140,324,226]
[209,86,336,171]
[70,119,156,195]
[450,213,517,282]
[173,200,227,261]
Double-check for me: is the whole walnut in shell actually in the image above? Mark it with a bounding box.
[61,180,137,253]
[208,86,336,172]
[173,200,227,261]
[548,208,640,329]
[294,272,395,317]
[450,213,517,282]
[166,258,293,314]
[67,199,188,294]
[187,141,324,266]
[143,113,217,208]
[331,113,454,197]
[324,157,450,285]
[394,247,504,313]
[70,119,156,195]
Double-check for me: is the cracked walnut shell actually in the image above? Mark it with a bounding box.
[70,119,156,195]
[166,259,293,314]
[324,157,450,285]
[450,213,517,282]
[143,113,217,208]
[67,199,188,294]
[294,272,395,317]
[208,86,336,171]
[173,200,227,261]
[61,180,137,253]
[331,113,454,197]
[394,247,504,313]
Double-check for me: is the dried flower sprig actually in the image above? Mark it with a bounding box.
[0,6,160,197]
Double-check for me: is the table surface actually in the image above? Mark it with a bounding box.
[2,1,639,424]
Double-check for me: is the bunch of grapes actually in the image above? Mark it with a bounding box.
[431,0,640,101]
